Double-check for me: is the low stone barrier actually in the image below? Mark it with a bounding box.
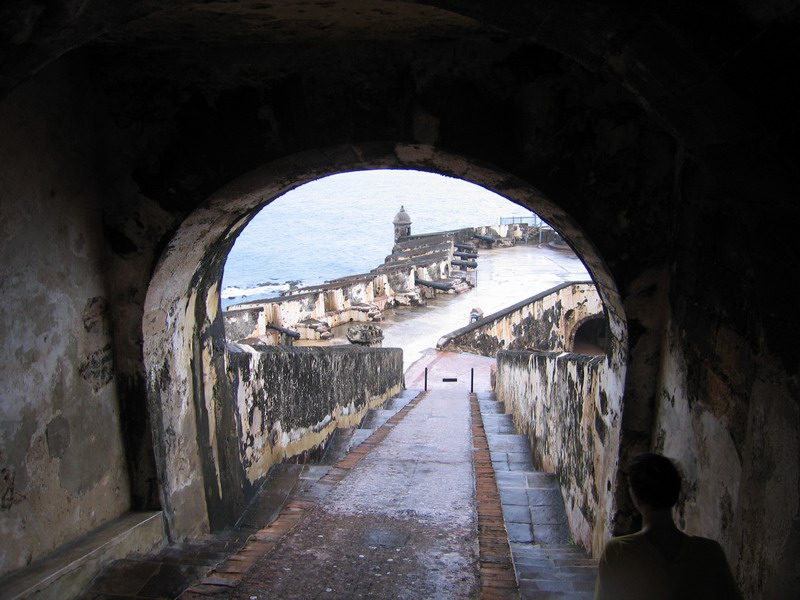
[495,349,621,556]
[226,345,404,485]
[225,265,432,342]
[436,281,600,356]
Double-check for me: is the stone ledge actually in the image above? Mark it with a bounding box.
[0,511,166,600]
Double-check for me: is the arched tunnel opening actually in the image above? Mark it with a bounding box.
[571,315,609,357]
[142,154,629,557]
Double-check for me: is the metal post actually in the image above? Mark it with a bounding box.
[424,367,428,391]
[471,368,474,393]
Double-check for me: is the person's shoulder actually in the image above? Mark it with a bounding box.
[607,532,648,546]
[602,532,648,557]
[682,536,742,599]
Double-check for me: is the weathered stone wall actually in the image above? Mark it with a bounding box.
[413,259,451,284]
[224,258,452,342]
[495,350,625,555]
[403,225,520,248]
[224,307,263,341]
[437,282,601,355]
[380,266,417,295]
[652,322,745,563]
[388,234,454,263]
[0,65,131,577]
[225,269,415,341]
[226,345,404,484]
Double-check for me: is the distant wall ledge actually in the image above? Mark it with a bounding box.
[436,281,603,357]
[227,342,402,355]
[499,348,605,364]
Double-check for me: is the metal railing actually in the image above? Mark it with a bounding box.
[499,214,547,227]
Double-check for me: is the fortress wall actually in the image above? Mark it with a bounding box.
[224,307,263,341]
[437,282,601,356]
[495,350,624,557]
[224,265,424,342]
[226,345,404,485]
[413,256,452,282]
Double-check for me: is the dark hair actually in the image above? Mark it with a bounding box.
[628,453,681,509]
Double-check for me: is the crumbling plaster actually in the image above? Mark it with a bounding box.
[495,349,625,557]
[656,313,800,598]
[226,268,419,342]
[465,281,625,558]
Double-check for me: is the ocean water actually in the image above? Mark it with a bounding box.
[221,170,538,308]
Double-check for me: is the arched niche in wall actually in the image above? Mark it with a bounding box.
[571,314,609,356]
[141,143,628,540]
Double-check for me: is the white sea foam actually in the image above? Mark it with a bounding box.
[221,283,290,300]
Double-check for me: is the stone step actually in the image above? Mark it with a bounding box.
[77,524,259,599]
[481,412,514,422]
[1,512,165,600]
[511,546,596,564]
[476,391,598,597]
[519,580,595,598]
[319,388,423,465]
[481,415,517,434]
[359,408,393,429]
[478,400,506,414]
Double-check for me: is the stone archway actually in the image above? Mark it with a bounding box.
[142,142,628,540]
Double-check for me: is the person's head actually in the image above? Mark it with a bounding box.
[627,453,681,510]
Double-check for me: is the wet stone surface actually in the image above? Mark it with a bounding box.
[232,511,477,600]
[361,528,411,548]
[232,385,480,600]
[477,390,597,598]
[79,356,595,600]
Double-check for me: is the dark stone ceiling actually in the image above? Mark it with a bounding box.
[3,1,800,209]
[95,1,496,45]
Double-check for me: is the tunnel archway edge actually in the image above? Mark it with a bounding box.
[141,142,629,542]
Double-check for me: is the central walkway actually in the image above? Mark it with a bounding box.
[233,385,479,599]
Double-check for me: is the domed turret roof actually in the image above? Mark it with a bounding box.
[393,205,412,224]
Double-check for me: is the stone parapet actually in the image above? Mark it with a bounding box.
[226,345,404,486]
[437,281,600,356]
[495,349,621,557]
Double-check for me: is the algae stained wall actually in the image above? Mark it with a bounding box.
[438,283,601,356]
[495,351,624,556]
[226,345,404,485]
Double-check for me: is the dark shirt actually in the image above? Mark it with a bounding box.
[594,532,742,600]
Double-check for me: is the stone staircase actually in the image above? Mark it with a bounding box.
[76,531,248,599]
[316,388,420,465]
[477,391,598,599]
